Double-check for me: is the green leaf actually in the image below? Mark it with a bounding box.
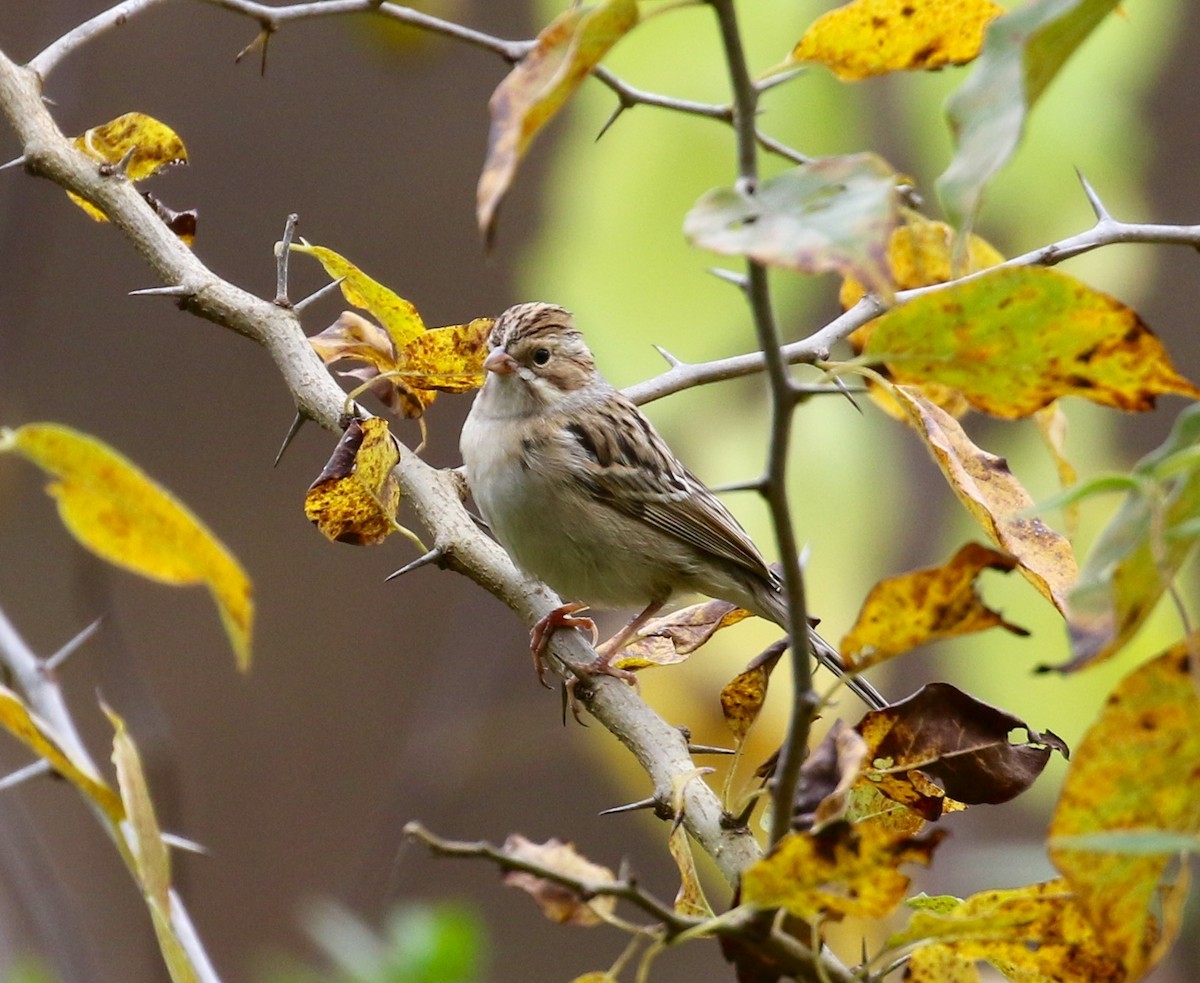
[937,0,1123,233]
[684,154,900,301]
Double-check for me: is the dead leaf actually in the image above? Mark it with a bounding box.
[720,642,787,744]
[501,835,617,927]
[477,0,638,240]
[613,598,750,670]
[790,720,870,831]
[841,542,1028,669]
[304,419,401,545]
[860,682,1068,815]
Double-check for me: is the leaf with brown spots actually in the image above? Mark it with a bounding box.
[889,385,1078,615]
[787,0,1004,81]
[842,217,1003,419]
[1048,641,1200,979]
[859,683,1067,817]
[720,642,786,744]
[296,242,492,419]
[741,819,945,921]
[612,598,750,670]
[501,835,617,927]
[304,419,401,546]
[685,154,902,301]
[477,0,638,241]
[789,720,871,831]
[864,266,1200,418]
[841,542,1028,670]
[892,880,1127,982]
[68,112,194,241]
[0,423,253,670]
[1054,404,1200,669]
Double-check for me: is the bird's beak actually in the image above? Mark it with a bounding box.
[483,348,518,375]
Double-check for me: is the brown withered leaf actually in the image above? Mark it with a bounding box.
[741,819,946,921]
[501,835,617,927]
[891,385,1078,615]
[141,192,197,246]
[720,641,787,744]
[613,598,750,670]
[860,683,1068,817]
[791,720,870,831]
[304,419,400,545]
[841,542,1029,670]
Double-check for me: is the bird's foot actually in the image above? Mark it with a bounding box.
[530,602,598,688]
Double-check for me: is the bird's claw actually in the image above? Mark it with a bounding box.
[530,602,598,688]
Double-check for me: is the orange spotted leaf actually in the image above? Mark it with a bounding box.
[864,266,1200,418]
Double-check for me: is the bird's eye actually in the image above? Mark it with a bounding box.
[532,347,551,366]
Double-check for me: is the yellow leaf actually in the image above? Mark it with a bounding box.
[1048,642,1200,978]
[841,542,1027,669]
[291,241,427,351]
[400,318,492,393]
[0,686,123,822]
[892,880,1126,982]
[864,266,1200,418]
[2,424,253,670]
[477,0,638,240]
[742,821,944,920]
[305,419,401,546]
[668,824,713,919]
[720,664,769,743]
[889,386,1078,614]
[790,0,1004,80]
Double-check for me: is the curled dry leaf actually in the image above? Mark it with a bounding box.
[477,0,639,241]
[890,385,1078,615]
[1048,642,1200,980]
[668,822,713,919]
[304,418,401,546]
[612,598,750,670]
[296,242,492,419]
[864,266,1200,418]
[686,154,901,302]
[860,682,1068,818]
[501,835,617,927]
[1056,403,1200,670]
[841,541,1029,670]
[788,0,1004,81]
[741,818,945,921]
[893,880,1127,983]
[1,423,253,670]
[69,112,195,242]
[790,720,870,831]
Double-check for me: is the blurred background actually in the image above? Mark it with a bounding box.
[0,1,1197,980]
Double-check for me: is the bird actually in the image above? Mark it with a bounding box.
[458,301,885,711]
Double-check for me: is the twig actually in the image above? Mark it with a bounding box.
[705,0,817,852]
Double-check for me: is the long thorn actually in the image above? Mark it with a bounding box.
[293,276,346,315]
[0,760,52,793]
[599,796,658,817]
[1076,168,1112,222]
[0,155,26,172]
[652,345,683,368]
[128,284,191,297]
[273,412,306,468]
[43,616,104,673]
[708,266,749,290]
[384,547,445,582]
[687,743,736,756]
